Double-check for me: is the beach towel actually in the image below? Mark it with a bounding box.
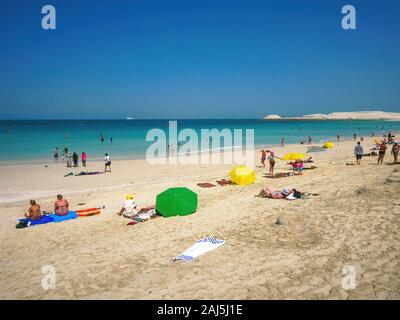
[49,211,78,223]
[216,179,232,186]
[265,172,291,179]
[174,237,225,262]
[18,215,54,227]
[197,182,216,188]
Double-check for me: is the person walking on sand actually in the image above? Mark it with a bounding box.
[354,141,364,165]
[377,142,388,164]
[391,142,399,163]
[280,138,285,147]
[54,147,59,161]
[81,152,87,167]
[104,153,112,172]
[72,152,79,167]
[260,149,267,168]
[54,194,69,216]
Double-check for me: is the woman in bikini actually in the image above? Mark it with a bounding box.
[25,200,42,220]
[256,187,292,199]
[54,194,69,216]
[267,150,276,177]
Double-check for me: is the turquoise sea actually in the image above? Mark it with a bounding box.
[0,119,399,162]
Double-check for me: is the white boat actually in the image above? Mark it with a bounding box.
[126,117,135,120]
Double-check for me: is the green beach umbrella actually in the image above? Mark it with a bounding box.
[156,187,198,217]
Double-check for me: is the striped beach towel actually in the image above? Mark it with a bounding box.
[174,237,225,262]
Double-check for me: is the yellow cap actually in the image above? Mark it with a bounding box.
[126,194,134,200]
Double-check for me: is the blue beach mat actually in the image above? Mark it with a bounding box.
[19,215,54,226]
[49,211,78,223]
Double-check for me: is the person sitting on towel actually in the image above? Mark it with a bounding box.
[25,200,42,220]
[54,194,69,216]
[117,194,138,218]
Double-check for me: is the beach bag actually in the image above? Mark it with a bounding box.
[16,220,28,229]
[293,189,302,199]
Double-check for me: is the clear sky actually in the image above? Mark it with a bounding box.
[0,0,399,119]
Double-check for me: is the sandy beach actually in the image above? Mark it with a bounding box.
[0,136,399,300]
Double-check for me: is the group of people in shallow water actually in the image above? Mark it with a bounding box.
[25,194,69,221]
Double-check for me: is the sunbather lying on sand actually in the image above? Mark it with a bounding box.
[256,187,303,199]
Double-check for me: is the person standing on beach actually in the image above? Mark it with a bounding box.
[54,147,59,161]
[391,142,399,163]
[104,153,112,172]
[280,138,285,147]
[308,136,312,144]
[81,152,87,167]
[260,149,267,167]
[65,149,72,167]
[353,133,357,140]
[337,134,340,142]
[354,141,364,165]
[267,150,276,176]
[72,152,79,167]
[377,142,387,164]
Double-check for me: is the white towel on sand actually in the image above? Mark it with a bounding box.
[174,237,225,262]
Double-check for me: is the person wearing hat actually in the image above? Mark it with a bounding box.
[117,194,138,218]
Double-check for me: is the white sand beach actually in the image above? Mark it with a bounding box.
[0,136,399,299]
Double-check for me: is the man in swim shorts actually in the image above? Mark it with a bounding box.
[354,141,364,165]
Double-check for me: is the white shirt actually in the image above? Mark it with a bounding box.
[105,155,111,163]
[123,199,137,214]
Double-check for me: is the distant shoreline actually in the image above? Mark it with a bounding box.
[264,111,400,121]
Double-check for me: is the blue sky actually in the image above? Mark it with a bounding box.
[0,0,399,119]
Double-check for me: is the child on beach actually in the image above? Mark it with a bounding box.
[54,148,59,161]
[260,149,267,167]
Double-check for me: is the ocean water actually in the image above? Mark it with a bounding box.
[0,119,399,162]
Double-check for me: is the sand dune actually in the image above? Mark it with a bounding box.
[264,111,400,120]
[0,137,399,299]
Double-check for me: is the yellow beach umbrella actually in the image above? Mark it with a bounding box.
[281,152,305,161]
[323,141,334,149]
[229,166,256,186]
